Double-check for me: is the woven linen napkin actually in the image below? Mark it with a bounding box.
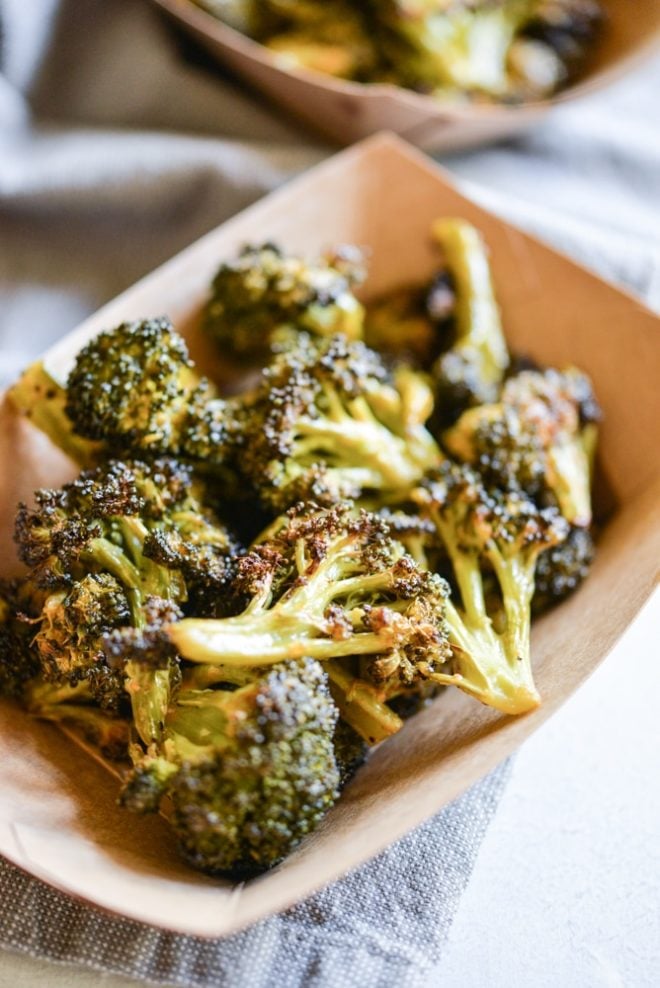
[1,1,659,984]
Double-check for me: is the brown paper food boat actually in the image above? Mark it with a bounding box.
[1,135,658,937]
[151,0,660,151]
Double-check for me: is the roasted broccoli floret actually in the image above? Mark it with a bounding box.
[0,579,41,700]
[63,318,242,468]
[120,658,341,876]
[65,317,205,453]
[444,366,600,525]
[168,502,449,677]
[372,0,537,97]
[241,335,441,511]
[32,573,129,710]
[431,218,510,422]
[414,461,569,713]
[533,523,595,614]
[14,458,237,741]
[203,243,366,364]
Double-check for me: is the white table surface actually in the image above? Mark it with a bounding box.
[1,590,657,987]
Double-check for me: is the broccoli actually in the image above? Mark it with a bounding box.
[203,243,366,364]
[14,458,238,742]
[444,366,600,525]
[414,461,569,714]
[364,270,456,365]
[517,2,603,84]
[533,523,595,615]
[0,579,41,700]
[332,717,368,788]
[8,361,102,468]
[61,318,244,471]
[241,335,442,511]
[120,658,341,876]
[263,0,377,80]
[324,659,404,745]
[25,678,131,761]
[32,573,129,711]
[431,218,510,422]
[168,502,449,678]
[371,0,538,97]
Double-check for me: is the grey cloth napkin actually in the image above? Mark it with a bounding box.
[0,1,659,985]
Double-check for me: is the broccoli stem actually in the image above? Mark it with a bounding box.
[294,416,435,490]
[7,361,101,466]
[169,615,401,666]
[325,660,403,745]
[25,680,130,757]
[546,439,592,527]
[432,218,509,384]
[82,533,178,745]
[437,596,540,715]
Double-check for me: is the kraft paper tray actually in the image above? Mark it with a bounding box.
[152,0,660,151]
[0,135,658,937]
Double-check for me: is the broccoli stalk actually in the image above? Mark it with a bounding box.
[431,218,510,421]
[120,658,341,876]
[325,659,403,745]
[24,679,131,760]
[415,463,568,714]
[168,504,449,679]
[8,361,101,467]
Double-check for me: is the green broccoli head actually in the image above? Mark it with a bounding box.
[0,579,41,700]
[121,658,341,876]
[444,366,600,525]
[414,460,568,713]
[242,335,441,511]
[33,573,129,710]
[65,318,203,453]
[203,242,366,364]
[533,523,595,615]
[64,319,239,468]
[14,458,238,744]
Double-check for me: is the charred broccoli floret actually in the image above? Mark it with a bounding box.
[533,523,595,614]
[32,573,129,710]
[242,335,441,511]
[168,501,449,675]
[444,366,600,525]
[14,458,237,742]
[0,579,41,700]
[203,243,366,364]
[120,658,341,876]
[431,218,510,422]
[414,461,568,713]
[64,318,242,468]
